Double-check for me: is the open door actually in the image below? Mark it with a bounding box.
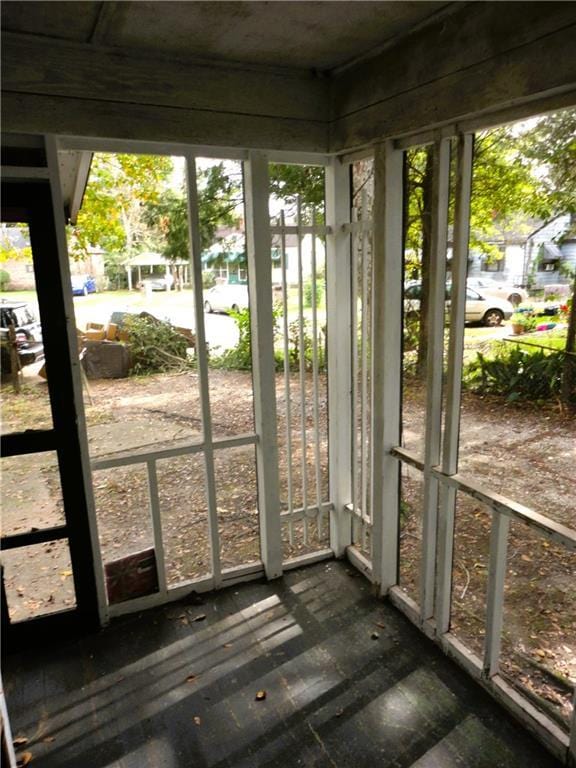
[1,180,101,647]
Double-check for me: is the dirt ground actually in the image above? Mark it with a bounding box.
[1,368,574,728]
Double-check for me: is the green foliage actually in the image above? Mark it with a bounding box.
[303,276,324,308]
[0,269,10,290]
[520,108,576,215]
[269,164,325,223]
[210,305,326,373]
[146,162,242,264]
[124,315,190,375]
[463,341,571,404]
[70,153,173,260]
[210,306,254,371]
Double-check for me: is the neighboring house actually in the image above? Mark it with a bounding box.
[467,214,575,289]
[203,230,325,287]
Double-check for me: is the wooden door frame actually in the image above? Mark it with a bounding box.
[1,180,100,648]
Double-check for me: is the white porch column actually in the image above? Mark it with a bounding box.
[371,140,404,594]
[325,157,352,557]
[126,266,132,291]
[244,151,282,580]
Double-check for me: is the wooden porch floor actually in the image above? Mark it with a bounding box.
[4,561,561,767]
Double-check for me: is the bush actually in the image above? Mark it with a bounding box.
[202,271,216,289]
[463,341,568,403]
[124,314,190,375]
[303,277,324,309]
[0,269,10,290]
[210,305,253,370]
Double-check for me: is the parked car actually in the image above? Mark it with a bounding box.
[0,301,44,373]
[71,274,97,296]
[204,284,249,314]
[140,274,174,291]
[465,278,527,307]
[404,282,513,326]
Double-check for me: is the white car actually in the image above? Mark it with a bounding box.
[466,278,527,307]
[404,282,513,326]
[204,284,249,314]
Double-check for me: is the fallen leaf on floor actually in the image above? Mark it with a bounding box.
[223,643,233,649]
[17,752,33,766]
[374,621,386,629]
[186,674,197,683]
[193,716,201,726]
[192,614,206,622]
[371,632,380,640]
[42,737,55,743]
[13,736,28,747]
[255,690,267,701]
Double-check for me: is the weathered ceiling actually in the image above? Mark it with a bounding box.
[1,0,450,72]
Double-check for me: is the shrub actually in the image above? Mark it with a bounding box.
[463,341,568,403]
[202,271,216,289]
[210,305,253,370]
[303,277,324,309]
[0,269,10,290]
[124,314,190,375]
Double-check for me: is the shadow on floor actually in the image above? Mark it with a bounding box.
[4,561,562,767]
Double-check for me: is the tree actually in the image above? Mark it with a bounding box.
[147,162,243,264]
[520,108,576,407]
[69,153,173,262]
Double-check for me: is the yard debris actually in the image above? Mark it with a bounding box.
[191,613,207,623]
[17,753,33,766]
[13,736,28,747]
[42,736,55,743]
[193,716,202,726]
[186,674,197,683]
[371,632,380,640]
[255,690,267,701]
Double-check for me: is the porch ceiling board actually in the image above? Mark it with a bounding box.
[1,91,329,154]
[2,1,449,72]
[331,2,576,151]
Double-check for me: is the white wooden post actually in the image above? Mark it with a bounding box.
[420,137,451,620]
[244,151,283,579]
[325,157,352,557]
[435,133,474,634]
[126,266,132,291]
[483,512,510,678]
[372,140,404,594]
[185,156,222,587]
[45,136,109,625]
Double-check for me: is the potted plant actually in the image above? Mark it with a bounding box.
[510,311,530,335]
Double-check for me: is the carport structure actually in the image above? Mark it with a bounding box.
[1,2,575,766]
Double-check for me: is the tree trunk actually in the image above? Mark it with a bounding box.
[561,271,576,408]
[416,147,434,378]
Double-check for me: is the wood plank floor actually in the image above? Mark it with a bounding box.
[4,561,562,767]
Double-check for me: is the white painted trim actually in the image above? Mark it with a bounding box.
[392,447,576,551]
[185,155,222,587]
[280,502,333,522]
[310,220,323,512]
[283,548,334,570]
[244,151,283,580]
[45,135,109,626]
[388,585,421,627]
[435,133,474,635]
[279,210,294,531]
[146,460,168,598]
[325,156,353,557]
[483,512,509,678]
[296,200,309,531]
[270,224,331,235]
[372,141,403,594]
[420,137,451,621]
[346,545,373,579]
[91,433,258,470]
